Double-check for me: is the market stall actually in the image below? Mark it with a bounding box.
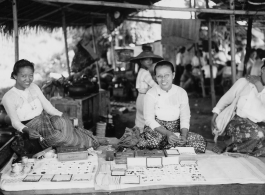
[2,1,265,194]
[2,141,265,195]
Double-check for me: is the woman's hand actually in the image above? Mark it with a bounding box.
[211,113,218,134]
[62,112,70,119]
[167,132,179,145]
[178,135,187,146]
[179,128,188,146]
[155,126,179,144]
[22,127,41,139]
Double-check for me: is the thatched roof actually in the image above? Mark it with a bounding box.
[0,0,160,33]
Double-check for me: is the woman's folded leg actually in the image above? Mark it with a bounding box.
[185,132,207,153]
[226,115,265,156]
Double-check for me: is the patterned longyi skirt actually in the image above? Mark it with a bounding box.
[225,115,265,156]
[137,118,206,153]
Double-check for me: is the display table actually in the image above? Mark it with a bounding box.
[2,139,265,195]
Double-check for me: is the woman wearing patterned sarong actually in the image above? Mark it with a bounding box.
[137,60,206,153]
[212,62,265,156]
[2,59,107,156]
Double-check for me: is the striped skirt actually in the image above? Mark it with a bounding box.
[26,111,100,150]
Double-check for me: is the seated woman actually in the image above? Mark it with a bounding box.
[137,60,206,153]
[1,59,107,156]
[211,63,265,156]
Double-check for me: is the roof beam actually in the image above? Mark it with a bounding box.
[34,0,265,15]
[126,17,265,28]
[32,0,106,16]
[128,16,265,22]
[19,4,72,27]
[125,18,161,24]
[0,17,60,24]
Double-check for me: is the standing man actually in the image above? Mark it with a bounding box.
[174,47,186,86]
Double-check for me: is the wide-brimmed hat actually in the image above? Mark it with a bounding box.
[130,51,163,63]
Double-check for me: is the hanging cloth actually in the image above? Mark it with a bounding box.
[161,19,201,46]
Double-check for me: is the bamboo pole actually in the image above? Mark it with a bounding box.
[106,14,116,70]
[193,1,205,97]
[193,0,196,19]
[190,0,192,19]
[206,0,209,9]
[32,0,105,16]
[196,46,206,98]
[127,16,265,23]
[91,21,101,90]
[243,18,253,76]
[208,19,216,108]
[12,0,19,62]
[230,0,236,84]
[38,0,265,15]
[125,18,161,24]
[62,10,71,77]
[110,37,116,70]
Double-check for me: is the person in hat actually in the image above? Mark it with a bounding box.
[130,45,163,132]
[136,60,206,152]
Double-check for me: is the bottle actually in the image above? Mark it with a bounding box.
[105,145,114,161]
[105,114,114,137]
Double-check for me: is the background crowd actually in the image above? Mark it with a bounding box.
[174,42,265,96]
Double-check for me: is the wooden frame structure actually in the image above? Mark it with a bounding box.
[3,0,265,106]
[33,0,265,15]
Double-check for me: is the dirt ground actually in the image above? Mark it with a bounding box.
[189,95,215,141]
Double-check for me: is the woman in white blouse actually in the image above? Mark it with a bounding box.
[2,59,105,156]
[137,60,206,152]
[211,63,265,156]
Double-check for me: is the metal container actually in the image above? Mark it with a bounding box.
[57,147,88,161]
[105,146,114,161]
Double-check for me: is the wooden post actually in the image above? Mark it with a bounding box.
[190,0,192,19]
[230,0,236,84]
[196,45,206,97]
[62,10,71,77]
[193,0,196,19]
[110,37,116,70]
[91,21,101,89]
[243,18,253,76]
[208,19,216,108]
[106,14,116,70]
[205,0,209,9]
[12,0,19,62]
